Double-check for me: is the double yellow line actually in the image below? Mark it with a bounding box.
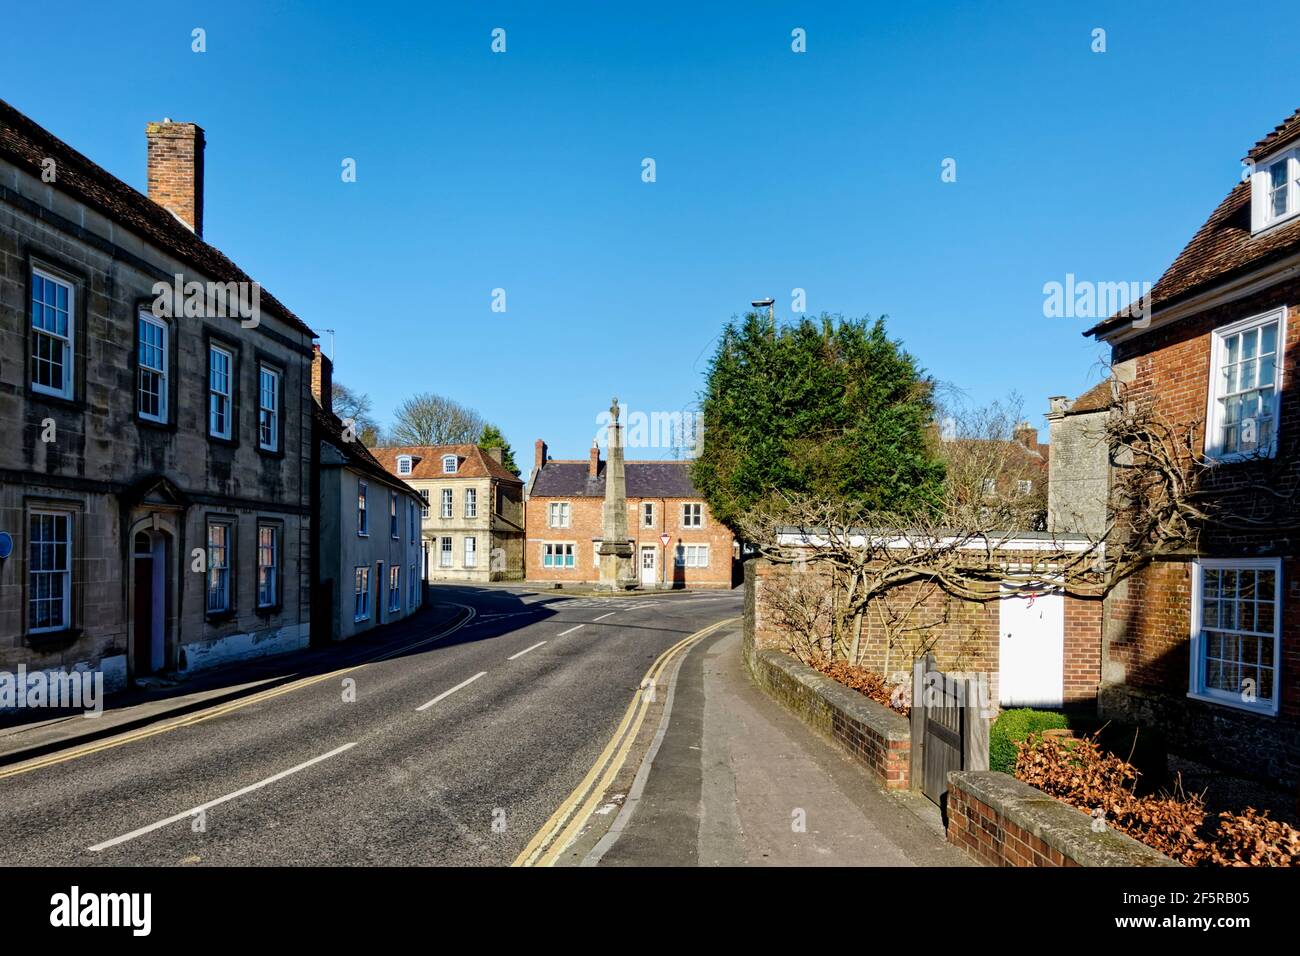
[0,604,475,782]
[513,616,735,867]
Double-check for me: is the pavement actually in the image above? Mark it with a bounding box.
[585,625,973,867]
[0,584,743,866]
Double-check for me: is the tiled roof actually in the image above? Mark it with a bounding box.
[1246,107,1300,161]
[1063,379,1114,416]
[0,97,314,338]
[530,460,700,498]
[371,444,523,484]
[315,405,420,496]
[1087,109,1300,339]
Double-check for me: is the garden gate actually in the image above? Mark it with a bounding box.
[910,653,990,807]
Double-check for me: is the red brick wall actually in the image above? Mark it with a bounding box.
[524,494,734,588]
[946,783,1079,867]
[750,559,1103,708]
[1105,277,1300,721]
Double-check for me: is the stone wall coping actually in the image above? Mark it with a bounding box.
[949,770,1182,867]
[755,648,910,741]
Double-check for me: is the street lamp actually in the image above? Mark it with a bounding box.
[751,297,775,322]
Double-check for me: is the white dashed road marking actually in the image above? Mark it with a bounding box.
[416,672,488,712]
[507,641,547,661]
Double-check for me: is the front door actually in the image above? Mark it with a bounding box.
[998,587,1064,707]
[640,546,656,586]
[132,531,166,675]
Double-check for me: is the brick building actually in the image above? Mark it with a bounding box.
[371,443,525,583]
[524,439,735,588]
[0,99,316,687]
[1084,108,1300,786]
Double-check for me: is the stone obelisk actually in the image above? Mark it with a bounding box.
[598,397,635,589]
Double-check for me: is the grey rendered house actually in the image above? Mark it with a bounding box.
[310,348,423,641]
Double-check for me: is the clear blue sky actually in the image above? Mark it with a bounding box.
[5,1,1297,478]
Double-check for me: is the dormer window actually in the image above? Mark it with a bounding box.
[1251,146,1300,231]
[442,455,458,474]
[397,455,413,475]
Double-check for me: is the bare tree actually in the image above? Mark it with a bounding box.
[332,381,381,445]
[740,386,1298,672]
[389,393,486,446]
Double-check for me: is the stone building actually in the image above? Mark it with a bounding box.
[371,443,525,582]
[0,99,317,687]
[1045,380,1113,536]
[524,430,736,589]
[1084,108,1300,786]
[309,348,423,641]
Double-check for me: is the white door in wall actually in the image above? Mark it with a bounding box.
[640,546,657,586]
[998,587,1064,707]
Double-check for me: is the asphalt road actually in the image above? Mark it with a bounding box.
[0,584,741,866]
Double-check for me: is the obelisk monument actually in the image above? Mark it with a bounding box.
[598,397,635,589]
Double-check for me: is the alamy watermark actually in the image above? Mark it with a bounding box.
[152,274,261,328]
[0,666,103,717]
[595,404,703,457]
[1043,273,1151,328]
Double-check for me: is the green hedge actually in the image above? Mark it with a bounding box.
[989,708,1070,774]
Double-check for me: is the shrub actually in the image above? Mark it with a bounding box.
[810,658,908,715]
[989,708,1070,774]
[1015,731,1300,866]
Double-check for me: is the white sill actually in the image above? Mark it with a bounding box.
[1186,689,1278,717]
[1253,209,1300,237]
[1204,446,1277,465]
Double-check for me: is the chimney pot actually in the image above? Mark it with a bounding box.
[146,120,205,237]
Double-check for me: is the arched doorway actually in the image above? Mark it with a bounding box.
[132,529,169,675]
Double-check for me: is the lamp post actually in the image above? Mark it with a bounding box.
[750,297,775,323]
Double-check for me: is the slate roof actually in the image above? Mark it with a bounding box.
[1086,108,1300,339]
[530,460,700,498]
[0,97,314,338]
[315,405,420,496]
[371,444,523,484]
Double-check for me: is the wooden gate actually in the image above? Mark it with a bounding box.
[909,653,990,808]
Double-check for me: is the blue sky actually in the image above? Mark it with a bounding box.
[4,1,1297,477]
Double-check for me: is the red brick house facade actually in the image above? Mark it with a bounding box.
[524,440,735,588]
[1086,108,1300,786]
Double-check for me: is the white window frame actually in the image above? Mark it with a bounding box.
[30,268,75,400]
[1188,557,1282,716]
[548,501,570,528]
[28,509,72,633]
[419,489,430,519]
[354,566,371,622]
[1203,307,1286,462]
[137,312,168,423]
[642,502,655,527]
[465,488,478,519]
[258,364,281,451]
[1252,147,1300,232]
[388,565,402,612]
[440,488,454,519]
[208,344,233,440]
[593,539,603,567]
[464,536,477,567]
[675,543,710,568]
[682,503,703,528]
[206,519,232,613]
[397,455,413,475]
[390,490,399,539]
[442,455,458,474]
[257,524,279,608]
[357,480,369,536]
[440,536,453,568]
[542,542,575,569]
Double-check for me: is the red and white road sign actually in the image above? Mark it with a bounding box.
[659,533,670,547]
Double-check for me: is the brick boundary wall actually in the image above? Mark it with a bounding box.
[946,771,1181,867]
[742,563,911,789]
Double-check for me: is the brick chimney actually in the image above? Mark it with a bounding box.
[146,119,205,236]
[311,344,333,415]
[485,446,503,463]
[588,440,600,478]
[534,439,547,472]
[1013,421,1038,449]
